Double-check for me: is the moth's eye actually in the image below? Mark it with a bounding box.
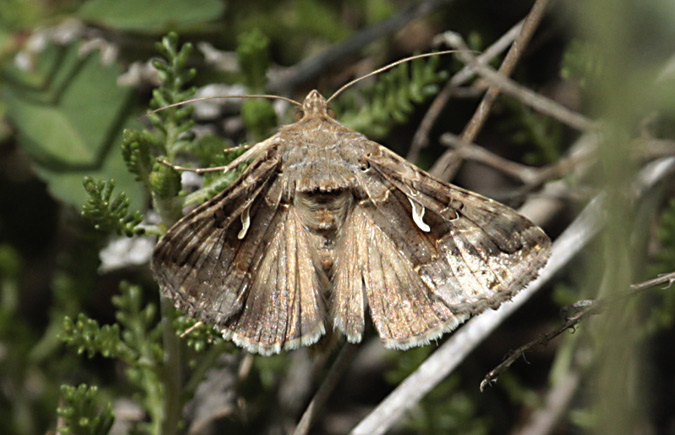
[327,108,337,119]
[294,110,305,122]
[360,161,370,172]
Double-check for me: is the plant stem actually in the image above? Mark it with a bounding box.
[160,294,182,435]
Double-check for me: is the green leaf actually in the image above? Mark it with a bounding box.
[3,43,142,209]
[335,55,447,138]
[5,45,132,167]
[76,0,225,32]
[35,145,143,212]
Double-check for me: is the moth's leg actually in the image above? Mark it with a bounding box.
[156,157,236,173]
[222,143,251,154]
[156,136,278,174]
[179,321,203,338]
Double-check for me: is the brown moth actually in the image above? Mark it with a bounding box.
[152,72,551,356]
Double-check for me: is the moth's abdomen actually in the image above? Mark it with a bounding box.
[295,189,353,273]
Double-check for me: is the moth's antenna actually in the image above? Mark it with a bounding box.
[148,94,302,115]
[326,50,462,104]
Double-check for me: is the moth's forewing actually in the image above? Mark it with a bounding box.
[152,156,276,312]
[366,148,551,312]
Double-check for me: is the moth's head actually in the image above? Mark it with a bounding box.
[295,90,337,122]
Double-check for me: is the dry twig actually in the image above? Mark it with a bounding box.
[268,0,460,93]
[430,0,552,180]
[293,344,358,435]
[407,20,525,162]
[479,271,675,391]
[439,131,597,188]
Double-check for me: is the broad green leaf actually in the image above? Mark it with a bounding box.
[32,140,143,213]
[8,97,99,165]
[77,0,225,32]
[3,43,143,209]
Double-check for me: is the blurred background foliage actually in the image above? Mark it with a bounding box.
[0,0,674,434]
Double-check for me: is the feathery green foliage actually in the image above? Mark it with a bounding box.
[645,198,675,332]
[121,129,157,188]
[336,55,448,138]
[174,316,225,352]
[386,347,490,434]
[561,40,606,88]
[81,177,144,237]
[61,33,203,434]
[499,97,565,165]
[56,384,114,435]
[60,282,162,375]
[148,35,197,156]
[60,314,127,359]
[237,29,278,141]
[60,282,165,433]
[144,34,197,217]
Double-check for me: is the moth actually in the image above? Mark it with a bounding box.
[152,63,551,356]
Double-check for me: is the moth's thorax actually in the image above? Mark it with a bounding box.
[279,109,365,193]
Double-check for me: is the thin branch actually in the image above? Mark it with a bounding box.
[268,0,459,93]
[348,156,675,435]
[480,270,675,391]
[439,132,597,187]
[429,36,597,181]
[480,303,594,393]
[440,133,544,184]
[515,366,583,435]
[630,271,675,292]
[293,344,358,435]
[452,43,595,132]
[407,20,525,162]
[461,0,551,143]
[430,0,552,180]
